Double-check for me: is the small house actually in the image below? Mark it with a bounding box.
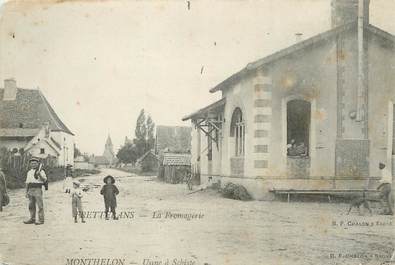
[155,125,191,154]
[89,156,109,168]
[136,149,159,172]
[0,79,74,166]
[158,153,191,184]
[74,156,93,170]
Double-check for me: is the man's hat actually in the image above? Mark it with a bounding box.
[103,175,115,184]
[29,157,40,163]
[379,162,386,169]
[66,164,73,168]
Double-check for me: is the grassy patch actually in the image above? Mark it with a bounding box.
[116,166,158,176]
[74,169,101,178]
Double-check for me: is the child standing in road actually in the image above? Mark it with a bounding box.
[100,175,119,220]
[71,181,85,223]
[63,164,73,194]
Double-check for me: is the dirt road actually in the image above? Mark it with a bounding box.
[0,168,393,265]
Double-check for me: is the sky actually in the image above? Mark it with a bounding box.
[0,0,394,155]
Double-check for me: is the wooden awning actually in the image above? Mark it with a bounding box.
[183,98,225,147]
[182,98,226,121]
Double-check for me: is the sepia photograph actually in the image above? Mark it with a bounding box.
[0,0,394,264]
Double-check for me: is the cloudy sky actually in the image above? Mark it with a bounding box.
[0,0,394,155]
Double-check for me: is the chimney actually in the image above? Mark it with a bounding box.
[3,78,17,101]
[331,0,369,28]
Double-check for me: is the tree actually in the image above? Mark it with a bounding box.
[74,145,82,158]
[133,109,155,158]
[117,109,156,169]
[133,109,147,158]
[146,115,155,151]
[116,143,138,164]
[82,152,90,162]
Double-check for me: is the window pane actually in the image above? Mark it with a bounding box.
[231,108,245,157]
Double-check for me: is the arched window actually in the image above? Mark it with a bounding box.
[230,108,245,156]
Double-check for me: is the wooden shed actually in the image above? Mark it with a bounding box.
[136,149,159,172]
[158,153,191,184]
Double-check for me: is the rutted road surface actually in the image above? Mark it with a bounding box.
[0,168,393,265]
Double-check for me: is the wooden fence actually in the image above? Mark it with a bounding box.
[0,147,58,188]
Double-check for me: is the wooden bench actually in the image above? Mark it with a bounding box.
[269,188,380,203]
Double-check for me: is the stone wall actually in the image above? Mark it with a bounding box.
[230,157,244,176]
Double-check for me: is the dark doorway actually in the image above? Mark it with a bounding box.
[287,99,311,157]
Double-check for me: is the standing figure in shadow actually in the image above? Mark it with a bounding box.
[100,175,119,220]
[0,167,9,212]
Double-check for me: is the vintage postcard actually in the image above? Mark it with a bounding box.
[0,0,394,264]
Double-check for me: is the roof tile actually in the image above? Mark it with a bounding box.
[162,153,191,166]
[0,88,73,135]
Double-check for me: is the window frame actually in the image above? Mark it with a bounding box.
[286,99,311,158]
[230,108,245,157]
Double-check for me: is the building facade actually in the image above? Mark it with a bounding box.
[74,156,94,170]
[0,79,74,166]
[183,0,395,199]
[155,125,192,154]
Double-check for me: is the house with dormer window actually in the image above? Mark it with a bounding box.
[0,79,74,166]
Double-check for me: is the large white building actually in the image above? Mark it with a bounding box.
[183,0,394,199]
[0,79,74,166]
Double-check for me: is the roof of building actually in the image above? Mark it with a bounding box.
[25,138,61,155]
[0,128,40,138]
[209,22,395,93]
[89,156,109,165]
[162,153,191,166]
[50,137,61,149]
[182,97,226,121]
[136,149,158,164]
[156,125,192,153]
[0,88,74,135]
[74,156,86,162]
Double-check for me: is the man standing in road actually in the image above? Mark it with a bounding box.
[23,157,47,225]
[0,167,8,212]
[63,164,73,193]
[377,162,393,215]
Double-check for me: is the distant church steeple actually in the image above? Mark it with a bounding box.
[103,134,115,164]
